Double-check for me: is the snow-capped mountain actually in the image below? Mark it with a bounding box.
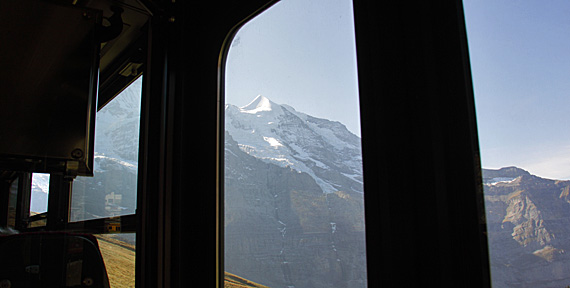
[224,95,366,288]
[225,95,362,194]
[30,173,49,213]
[70,79,142,221]
[92,78,142,171]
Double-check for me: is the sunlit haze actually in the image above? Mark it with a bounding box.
[464,0,570,179]
[224,0,361,136]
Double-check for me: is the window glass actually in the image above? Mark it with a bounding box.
[224,0,366,287]
[7,176,18,228]
[71,77,142,222]
[30,173,49,214]
[464,1,570,287]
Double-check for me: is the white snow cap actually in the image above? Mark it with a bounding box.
[240,95,274,113]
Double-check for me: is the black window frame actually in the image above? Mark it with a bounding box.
[135,0,491,287]
[0,0,492,287]
[353,1,490,286]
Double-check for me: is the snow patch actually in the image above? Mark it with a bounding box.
[342,172,363,185]
[241,95,273,114]
[95,154,138,171]
[263,136,283,148]
[309,158,329,169]
[487,177,518,185]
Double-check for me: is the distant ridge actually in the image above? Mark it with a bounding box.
[482,165,570,287]
[482,166,531,179]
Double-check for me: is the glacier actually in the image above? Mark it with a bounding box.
[225,95,362,194]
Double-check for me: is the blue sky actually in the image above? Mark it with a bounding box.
[464,1,570,179]
[224,0,361,136]
[224,0,570,180]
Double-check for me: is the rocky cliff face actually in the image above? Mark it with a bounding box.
[224,95,366,288]
[224,132,366,288]
[484,167,570,287]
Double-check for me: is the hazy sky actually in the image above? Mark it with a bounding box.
[224,0,570,179]
[224,0,361,136]
[464,1,570,179]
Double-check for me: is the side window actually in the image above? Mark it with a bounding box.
[6,176,18,228]
[30,173,49,214]
[223,0,366,287]
[464,2,570,287]
[66,77,141,288]
[71,77,142,222]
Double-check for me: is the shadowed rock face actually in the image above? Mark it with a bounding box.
[483,167,570,288]
[223,97,366,287]
[224,133,366,288]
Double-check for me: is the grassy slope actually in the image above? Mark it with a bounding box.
[95,234,267,288]
[96,235,136,288]
[224,272,270,288]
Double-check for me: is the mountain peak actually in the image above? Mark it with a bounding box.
[240,95,275,113]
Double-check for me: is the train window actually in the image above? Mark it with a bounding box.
[6,176,18,228]
[464,1,570,287]
[70,76,142,222]
[223,0,366,287]
[30,173,49,214]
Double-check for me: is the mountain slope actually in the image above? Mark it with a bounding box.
[225,95,362,195]
[225,272,269,288]
[224,96,366,288]
[483,167,570,288]
[224,132,367,288]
